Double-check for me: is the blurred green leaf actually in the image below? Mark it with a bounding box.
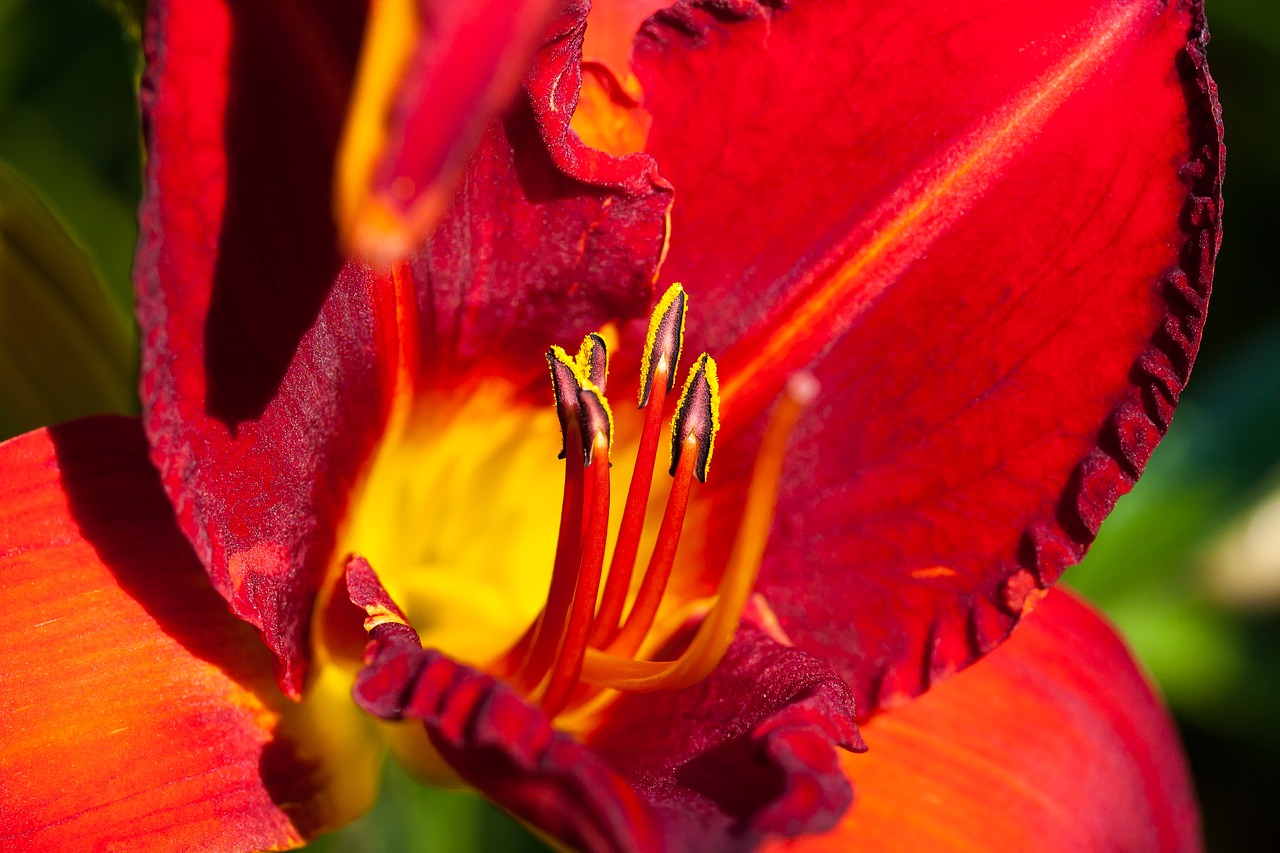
[1070,325,1280,744]
[0,161,137,438]
[96,0,146,43]
[305,758,549,853]
[0,0,143,313]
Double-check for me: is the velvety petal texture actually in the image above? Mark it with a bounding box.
[136,0,670,693]
[526,1,671,196]
[0,418,379,850]
[410,115,668,381]
[628,0,1223,714]
[770,590,1199,851]
[587,607,866,849]
[348,561,863,852]
[136,0,399,694]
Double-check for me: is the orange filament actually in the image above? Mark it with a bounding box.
[588,359,670,648]
[540,431,612,715]
[504,425,586,688]
[603,434,697,659]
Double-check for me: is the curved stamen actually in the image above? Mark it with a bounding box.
[590,284,686,647]
[509,348,590,689]
[488,286,808,718]
[579,372,816,692]
[540,416,612,715]
[603,433,697,659]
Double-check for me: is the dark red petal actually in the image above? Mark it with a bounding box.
[395,0,673,375]
[637,1,1222,714]
[525,2,670,196]
[410,113,669,380]
[768,590,1199,851]
[348,565,864,851]
[0,418,380,849]
[135,0,403,694]
[136,0,671,692]
[347,558,667,853]
[589,601,866,846]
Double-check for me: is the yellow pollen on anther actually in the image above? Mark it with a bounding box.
[575,333,610,391]
[670,354,720,483]
[639,283,687,407]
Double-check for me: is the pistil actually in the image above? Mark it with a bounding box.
[579,371,815,692]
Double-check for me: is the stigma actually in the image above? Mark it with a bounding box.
[492,284,815,718]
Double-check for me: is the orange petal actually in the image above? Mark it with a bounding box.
[0,418,381,850]
[769,589,1199,852]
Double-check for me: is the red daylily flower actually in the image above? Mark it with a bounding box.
[0,1,1221,851]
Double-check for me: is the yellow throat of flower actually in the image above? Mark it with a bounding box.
[329,283,814,732]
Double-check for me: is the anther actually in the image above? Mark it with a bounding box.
[669,354,720,482]
[576,333,609,392]
[502,348,590,687]
[639,283,686,407]
[576,383,613,467]
[590,287,688,647]
[548,345,585,461]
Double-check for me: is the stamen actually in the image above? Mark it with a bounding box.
[507,348,589,689]
[668,353,720,483]
[487,286,811,719]
[589,287,687,647]
[548,345,585,461]
[577,382,614,467]
[602,355,718,657]
[579,372,818,692]
[603,433,697,659]
[539,398,613,715]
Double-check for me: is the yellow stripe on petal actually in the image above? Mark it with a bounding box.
[334,0,420,257]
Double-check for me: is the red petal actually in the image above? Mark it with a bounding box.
[589,602,866,845]
[412,114,669,380]
[769,590,1199,851]
[525,2,670,196]
[347,558,666,853]
[0,418,379,848]
[135,0,404,694]
[636,2,1222,713]
[136,1,671,692]
[350,560,865,850]
[413,0,674,378]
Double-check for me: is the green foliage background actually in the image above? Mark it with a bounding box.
[2,1,1276,849]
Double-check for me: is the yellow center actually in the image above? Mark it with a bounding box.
[324,284,809,754]
[337,380,569,668]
